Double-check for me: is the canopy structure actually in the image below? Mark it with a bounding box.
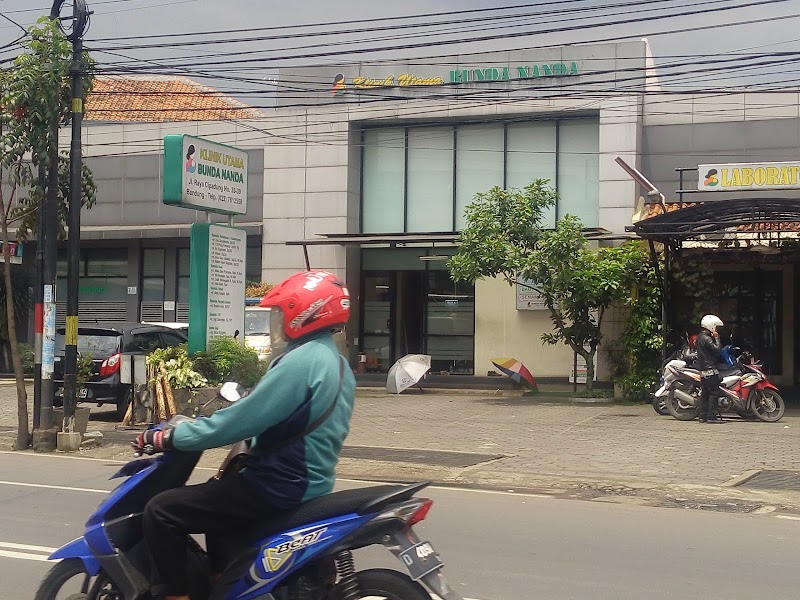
[628,195,800,362]
[628,197,800,244]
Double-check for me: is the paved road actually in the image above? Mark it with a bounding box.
[3,451,800,599]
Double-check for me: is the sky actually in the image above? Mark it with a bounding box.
[0,0,799,100]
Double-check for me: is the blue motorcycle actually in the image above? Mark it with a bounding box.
[35,416,463,600]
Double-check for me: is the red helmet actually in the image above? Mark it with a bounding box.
[259,270,350,341]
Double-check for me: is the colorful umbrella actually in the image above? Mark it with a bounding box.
[491,357,538,391]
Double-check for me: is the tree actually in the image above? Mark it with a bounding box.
[0,19,96,449]
[449,180,643,392]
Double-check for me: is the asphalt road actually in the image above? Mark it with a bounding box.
[2,450,800,600]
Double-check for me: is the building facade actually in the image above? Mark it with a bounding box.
[39,45,800,384]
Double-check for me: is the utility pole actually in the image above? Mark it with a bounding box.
[33,167,45,432]
[34,118,60,451]
[52,0,89,451]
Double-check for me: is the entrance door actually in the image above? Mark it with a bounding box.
[362,274,393,372]
[395,272,425,359]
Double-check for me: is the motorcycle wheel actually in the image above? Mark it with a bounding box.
[666,384,699,421]
[34,558,97,600]
[752,390,785,423]
[652,396,670,415]
[348,568,431,599]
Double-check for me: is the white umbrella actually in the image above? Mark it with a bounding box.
[386,354,432,394]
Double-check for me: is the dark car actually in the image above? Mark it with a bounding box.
[54,322,188,420]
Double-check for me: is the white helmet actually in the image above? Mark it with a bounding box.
[701,314,723,333]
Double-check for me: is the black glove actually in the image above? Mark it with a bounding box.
[132,428,173,455]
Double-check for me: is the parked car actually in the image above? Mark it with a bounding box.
[244,306,271,361]
[53,323,188,420]
[142,321,189,338]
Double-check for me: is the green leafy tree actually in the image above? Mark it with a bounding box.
[0,19,95,449]
[449,180,643,392]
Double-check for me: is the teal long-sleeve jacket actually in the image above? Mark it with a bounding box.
[171,331,356,508]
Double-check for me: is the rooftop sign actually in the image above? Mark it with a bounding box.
[699,161,800,192]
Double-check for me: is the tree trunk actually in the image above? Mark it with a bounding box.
[584,350,596,393]
[0,211,28,449]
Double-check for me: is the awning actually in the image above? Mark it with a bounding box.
[627,198,800,243]
[285,228,628,269]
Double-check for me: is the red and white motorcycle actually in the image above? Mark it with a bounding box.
[655,348,785,422]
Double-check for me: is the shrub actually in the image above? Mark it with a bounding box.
[148,344,208,390]
[204,336,267,388]
[18,342,34,375]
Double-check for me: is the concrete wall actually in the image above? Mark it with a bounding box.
[76,120,266,240]
[474,277,575,378]
[643,92,800,202]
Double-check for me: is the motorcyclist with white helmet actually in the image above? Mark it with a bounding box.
[696,314,725,424]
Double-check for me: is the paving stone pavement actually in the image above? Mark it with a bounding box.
[2,382,800,499]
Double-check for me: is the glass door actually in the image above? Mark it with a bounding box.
[361,274,393,373]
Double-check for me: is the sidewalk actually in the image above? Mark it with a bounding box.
[3,385,800,510]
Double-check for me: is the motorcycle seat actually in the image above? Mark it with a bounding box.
[225,481,430,548]
[718,367,741,378]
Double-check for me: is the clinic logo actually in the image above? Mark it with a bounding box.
[703,168,718,187]
[185,144,197,173]
[332,73,346,96]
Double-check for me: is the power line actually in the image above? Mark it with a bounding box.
[86,0,681,42]
[91,0,796,74]
[88,0,728,51]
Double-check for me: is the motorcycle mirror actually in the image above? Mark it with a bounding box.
[220,382,245,403]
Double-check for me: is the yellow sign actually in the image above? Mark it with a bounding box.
[699,162,800,191]
[349,74,445,90]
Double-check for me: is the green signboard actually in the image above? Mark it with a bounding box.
[188,223,247,354]
[163,134,248,215]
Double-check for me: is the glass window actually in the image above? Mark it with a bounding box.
[245,309,271,335]
[56,330,121,356]
[506,122,557,228]
[177,248,191,303]
[362,274,392,373]
[125,331,163,353]
[177,248,191,276]
[159,331,188,347]
[142,249,165,277]
[407,127,454,232]
[86,248,128,277]
[425,271,474,374]
[557,120,599,227]
[246,245,262,283]
[142,277,164,302]
[362,128,405,233]
[455,124,504,230]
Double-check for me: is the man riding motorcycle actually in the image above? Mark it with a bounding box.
[133,270,356,600]
[696,314,724,424]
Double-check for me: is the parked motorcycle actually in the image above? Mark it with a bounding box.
[655,346,785,422]
[35,384,463,600]
[652,334,698,415]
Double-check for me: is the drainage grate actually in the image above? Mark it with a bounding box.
[340,446,504,468]
[657,498,761,513]
[736,470,800,491]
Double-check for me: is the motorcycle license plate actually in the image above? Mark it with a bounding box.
[78,388,88,399]
[399,541,444,580]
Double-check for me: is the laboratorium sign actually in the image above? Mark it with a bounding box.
[698,162,800,191]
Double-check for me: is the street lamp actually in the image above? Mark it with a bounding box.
[51,0,89,446]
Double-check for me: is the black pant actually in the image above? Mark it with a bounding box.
[143,474,281,597]
[698,373,721,420]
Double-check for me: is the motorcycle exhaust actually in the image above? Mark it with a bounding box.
[673,388,696,406]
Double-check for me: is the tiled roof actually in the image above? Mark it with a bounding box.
[639,201,800,232]
[85,76,262,122]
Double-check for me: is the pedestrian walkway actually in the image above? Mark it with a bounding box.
[3,385,800,506]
